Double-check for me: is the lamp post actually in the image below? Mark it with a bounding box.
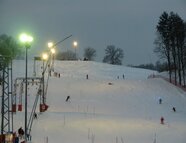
[50,48,55,72]
[47,42,56,72]
[19,33,33,141]
[73,41,78,60]
[42,53,48,104]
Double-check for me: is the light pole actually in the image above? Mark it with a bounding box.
[42,53,48,104]
[47,42,55,71]
[50,48,55,72]
[73,41,78,60]
[19,33,33,141]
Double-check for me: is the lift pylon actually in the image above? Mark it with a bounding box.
[0,56,13,142]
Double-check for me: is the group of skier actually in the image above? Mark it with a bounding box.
[158,97,176,124]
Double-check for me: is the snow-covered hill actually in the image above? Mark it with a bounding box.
[5,60,186,143]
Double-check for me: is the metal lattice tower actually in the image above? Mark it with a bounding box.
[0,56,12,134]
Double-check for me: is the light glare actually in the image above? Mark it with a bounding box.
[28,36,33,42]
[51,48,56,54]
[73,41,78,47]
[19,33,28,43]
[42,53,48,60]
[19,33,33,43]
[48,42,54,48]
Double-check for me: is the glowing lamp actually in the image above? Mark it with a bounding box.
[42,53,48,61]
[48,42,54,48]
[73,41,78,47]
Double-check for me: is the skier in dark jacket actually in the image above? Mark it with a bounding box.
[66,96,70,102]
[18,127,24,136]
[158,98,162,104]
[172,107,176,112]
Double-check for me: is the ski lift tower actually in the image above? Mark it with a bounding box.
[0,55,13,142]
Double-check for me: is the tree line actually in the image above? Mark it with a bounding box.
[0,35,124,65]
[55,45,124,65]
[154,11,186,86]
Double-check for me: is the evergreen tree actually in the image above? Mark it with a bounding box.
[0,34,22,63]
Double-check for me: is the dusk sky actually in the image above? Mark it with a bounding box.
[0,0,186,65]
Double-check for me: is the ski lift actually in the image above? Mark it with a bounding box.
[18,104,22,111]
[12,104,16,112]
[18,82,23,112]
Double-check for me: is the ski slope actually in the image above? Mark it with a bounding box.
[6,60,186,142]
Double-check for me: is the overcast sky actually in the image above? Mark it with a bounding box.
[0,0,186,65]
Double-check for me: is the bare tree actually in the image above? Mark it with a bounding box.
[84,47,96,61]
[103,45,124,65]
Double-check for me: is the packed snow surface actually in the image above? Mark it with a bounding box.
[5,60,186,143]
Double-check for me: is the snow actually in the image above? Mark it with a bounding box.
[3,60,186,143]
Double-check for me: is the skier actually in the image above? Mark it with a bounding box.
[14,132,19,143]
[158,97,162,104]
[160,116,164,124]
[34,112,37,119]
[172,107,176,112]
[123,74,125,79]
[18,127,24,136]
[66,96,70,102]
